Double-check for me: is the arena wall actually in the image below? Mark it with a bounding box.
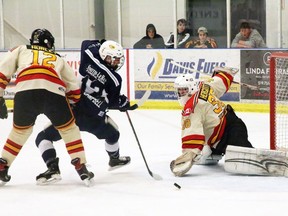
[2,48,287,112]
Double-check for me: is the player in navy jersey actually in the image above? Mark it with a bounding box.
[34,39,133,184]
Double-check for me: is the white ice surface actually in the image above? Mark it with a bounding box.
[1,110,287,216]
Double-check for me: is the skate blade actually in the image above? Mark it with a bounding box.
[0,181,7,186]
[36,174,62,185]
[108,161,131,171]
[83,178,95,187]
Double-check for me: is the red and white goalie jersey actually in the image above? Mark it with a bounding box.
[181,71,233,152]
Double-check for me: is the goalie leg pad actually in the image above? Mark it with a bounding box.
[224,145,288,177]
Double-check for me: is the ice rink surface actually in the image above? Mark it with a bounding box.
[1,109,288,216]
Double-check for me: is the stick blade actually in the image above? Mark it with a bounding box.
[136,90,151,107]
[149,171,162,180]
[152,173,163,181]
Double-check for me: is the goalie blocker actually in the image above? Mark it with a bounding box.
[224,145,288,177]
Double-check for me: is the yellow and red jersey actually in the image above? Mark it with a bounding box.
[0,45,80,103]
[180,72,233,151]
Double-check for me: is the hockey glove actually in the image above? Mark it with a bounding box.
[170,149,201,177]
[0,97,8,119]
[118,95,131,112]
[100,39,106,44]
[212,66,239,77]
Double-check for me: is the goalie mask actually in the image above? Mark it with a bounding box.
[174,74,201,106]
[30,28,55,52]
[99,40,125,71]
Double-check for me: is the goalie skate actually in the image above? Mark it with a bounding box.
[108,156,131,171]
[195,154,223,165]
[194,145,223,165]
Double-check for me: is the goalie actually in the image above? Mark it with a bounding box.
[170,67,253,177]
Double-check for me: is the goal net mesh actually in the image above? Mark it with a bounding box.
[270,52,288,151]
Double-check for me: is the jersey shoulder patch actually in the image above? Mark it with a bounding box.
[198,83,211,101]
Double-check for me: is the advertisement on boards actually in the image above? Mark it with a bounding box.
[133,49,241,101]
[240,50,288,100]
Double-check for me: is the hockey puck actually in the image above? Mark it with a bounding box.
[174,183,181,189]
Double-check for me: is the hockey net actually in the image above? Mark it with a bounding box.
[270,52,288,151]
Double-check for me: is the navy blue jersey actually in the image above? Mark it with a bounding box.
[78,40,122,118]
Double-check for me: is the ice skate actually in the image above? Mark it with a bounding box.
[0,158,11,185]
[195,154,223,165]
[71,158,94,187]
[108,156,131,171]
[36,158,61,185]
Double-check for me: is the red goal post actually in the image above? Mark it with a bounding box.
[270,52,288,150]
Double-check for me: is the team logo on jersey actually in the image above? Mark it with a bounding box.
[182,107,192,116]
[86,65,107,84]
[182,118,191,130]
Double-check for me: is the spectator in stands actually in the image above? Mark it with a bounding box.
[133,24,165,49]
[185,27,218,48]
[166,18,193,48]
[231,21,266,48]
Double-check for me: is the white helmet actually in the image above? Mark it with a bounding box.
[99,40,125,71]
[174,74,201,106]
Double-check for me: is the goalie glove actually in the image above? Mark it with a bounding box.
[170,148,201,177]
[212,66,239,77]
[0,97,8,119]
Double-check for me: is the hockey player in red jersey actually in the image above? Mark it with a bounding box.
[0,29,94,185]
[170,67,253,177]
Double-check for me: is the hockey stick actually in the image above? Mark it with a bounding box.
[126,90,151,110]
[170,60,259,90]
[125,90,162,180]
[126,111,162,180]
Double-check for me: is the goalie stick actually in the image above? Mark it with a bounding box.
[170,60,259,90]
[125,90,162,180]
